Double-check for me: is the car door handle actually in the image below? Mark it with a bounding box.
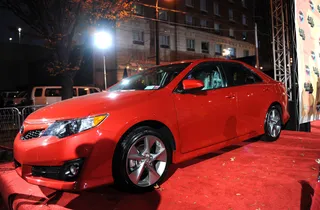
[263,87,269,92]
[225,94,235,99]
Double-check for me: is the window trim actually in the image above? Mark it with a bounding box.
[174,61,228,93]
[219,62,264,88]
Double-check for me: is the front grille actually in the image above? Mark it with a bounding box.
[21,130,44,140]
[31,158,85,182]
[32,166,62,180]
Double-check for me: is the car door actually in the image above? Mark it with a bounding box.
[173,61,238,154]
[220,62,269,136]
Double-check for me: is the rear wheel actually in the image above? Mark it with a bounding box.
[261,105,282,142]
[113,126,172,192]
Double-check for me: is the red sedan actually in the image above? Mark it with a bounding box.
[13,59,289,192]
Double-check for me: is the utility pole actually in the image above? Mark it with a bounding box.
[255,23,260,69]
[155,0,160,65]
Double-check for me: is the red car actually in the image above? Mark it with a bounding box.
[13,59,289,192]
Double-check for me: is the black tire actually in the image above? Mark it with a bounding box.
[261,105,282,142]
[112,126,172,192]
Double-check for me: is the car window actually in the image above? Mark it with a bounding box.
[78,88,87,96]
[182,62,226,91]
[90,88,99,94]
[34,88,43,97]
[45,88,61,97]
[73,88,77,96]
[221,62,263,87]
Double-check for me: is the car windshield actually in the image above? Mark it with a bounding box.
[108,62,191,92]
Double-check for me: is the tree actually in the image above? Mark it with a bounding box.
[1,0,134,99]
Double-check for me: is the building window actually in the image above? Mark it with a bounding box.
[215,44,222,55]
[242,31,247,40]
[244,50,249,57]
[214,23,220,33]
[229,47,236,57]
[229,9,234,21]
[185,15,193,25]
[214,2,220,16]
[132,31,144,45]
[201,42,209,53]
[200,19,208,27]
[186,39,195,51]
[159,11,168,21]
[185,0,194,7]
[242,0,246,7]
[160,35,170,48]
[229,28,234,37]
[134,4,144,15]
[200,0,207,12]
[242,14,247,25]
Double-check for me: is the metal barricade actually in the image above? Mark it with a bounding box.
[0,107,21,148]
[21,105,46,122]
[0,105,46,149]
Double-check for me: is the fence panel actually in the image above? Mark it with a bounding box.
[21,105,46,122]
[0,108,21,148]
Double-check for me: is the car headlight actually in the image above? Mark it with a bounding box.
[41,114,108,138]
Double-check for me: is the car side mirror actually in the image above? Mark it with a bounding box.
[182,79,204,91]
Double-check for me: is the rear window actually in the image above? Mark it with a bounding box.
[45,88,61,97]
[34,88,43,97]
[78,88,88,96]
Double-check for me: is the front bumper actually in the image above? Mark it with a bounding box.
[13,127,117,191]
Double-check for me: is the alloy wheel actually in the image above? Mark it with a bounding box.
[267,109,281,138]
[126,135,167,187]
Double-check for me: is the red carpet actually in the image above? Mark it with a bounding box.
[1,122,320,210]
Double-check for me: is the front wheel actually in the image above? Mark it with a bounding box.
[261,105,282,142]
[112,126,172,192]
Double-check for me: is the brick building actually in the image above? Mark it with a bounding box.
[93,0,256,88]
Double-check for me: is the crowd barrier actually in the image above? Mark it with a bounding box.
[0,105,45,148]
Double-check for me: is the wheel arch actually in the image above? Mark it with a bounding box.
[116,120,177,151]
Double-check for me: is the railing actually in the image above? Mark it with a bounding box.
[0,105,45,149]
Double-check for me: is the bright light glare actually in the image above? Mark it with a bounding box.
[9,38,12,41]
[222,48,231,56]
[94,31,112,49]
[18,28,22,32]
[122,79,130,85]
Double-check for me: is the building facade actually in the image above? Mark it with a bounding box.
[93,0,256,87]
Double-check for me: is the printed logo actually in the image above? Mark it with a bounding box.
[311,51,316,60]
[306,65,310,75]
[310,1,315,11]
[299,11,304,22]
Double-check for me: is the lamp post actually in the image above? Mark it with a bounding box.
[93,31,113,90]
[155,0,160,65]
[18,27,22,44]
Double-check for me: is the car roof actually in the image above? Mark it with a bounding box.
[156,58,250,68]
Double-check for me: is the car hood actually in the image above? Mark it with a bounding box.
[25,90,156,124]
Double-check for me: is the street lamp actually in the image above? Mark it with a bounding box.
[18,27,22,44]
[93,31,112,90]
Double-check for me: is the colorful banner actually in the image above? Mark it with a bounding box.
[296,0,320,124]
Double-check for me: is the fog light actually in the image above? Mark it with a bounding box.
[69,164,80,176]
[61,158,84,181]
